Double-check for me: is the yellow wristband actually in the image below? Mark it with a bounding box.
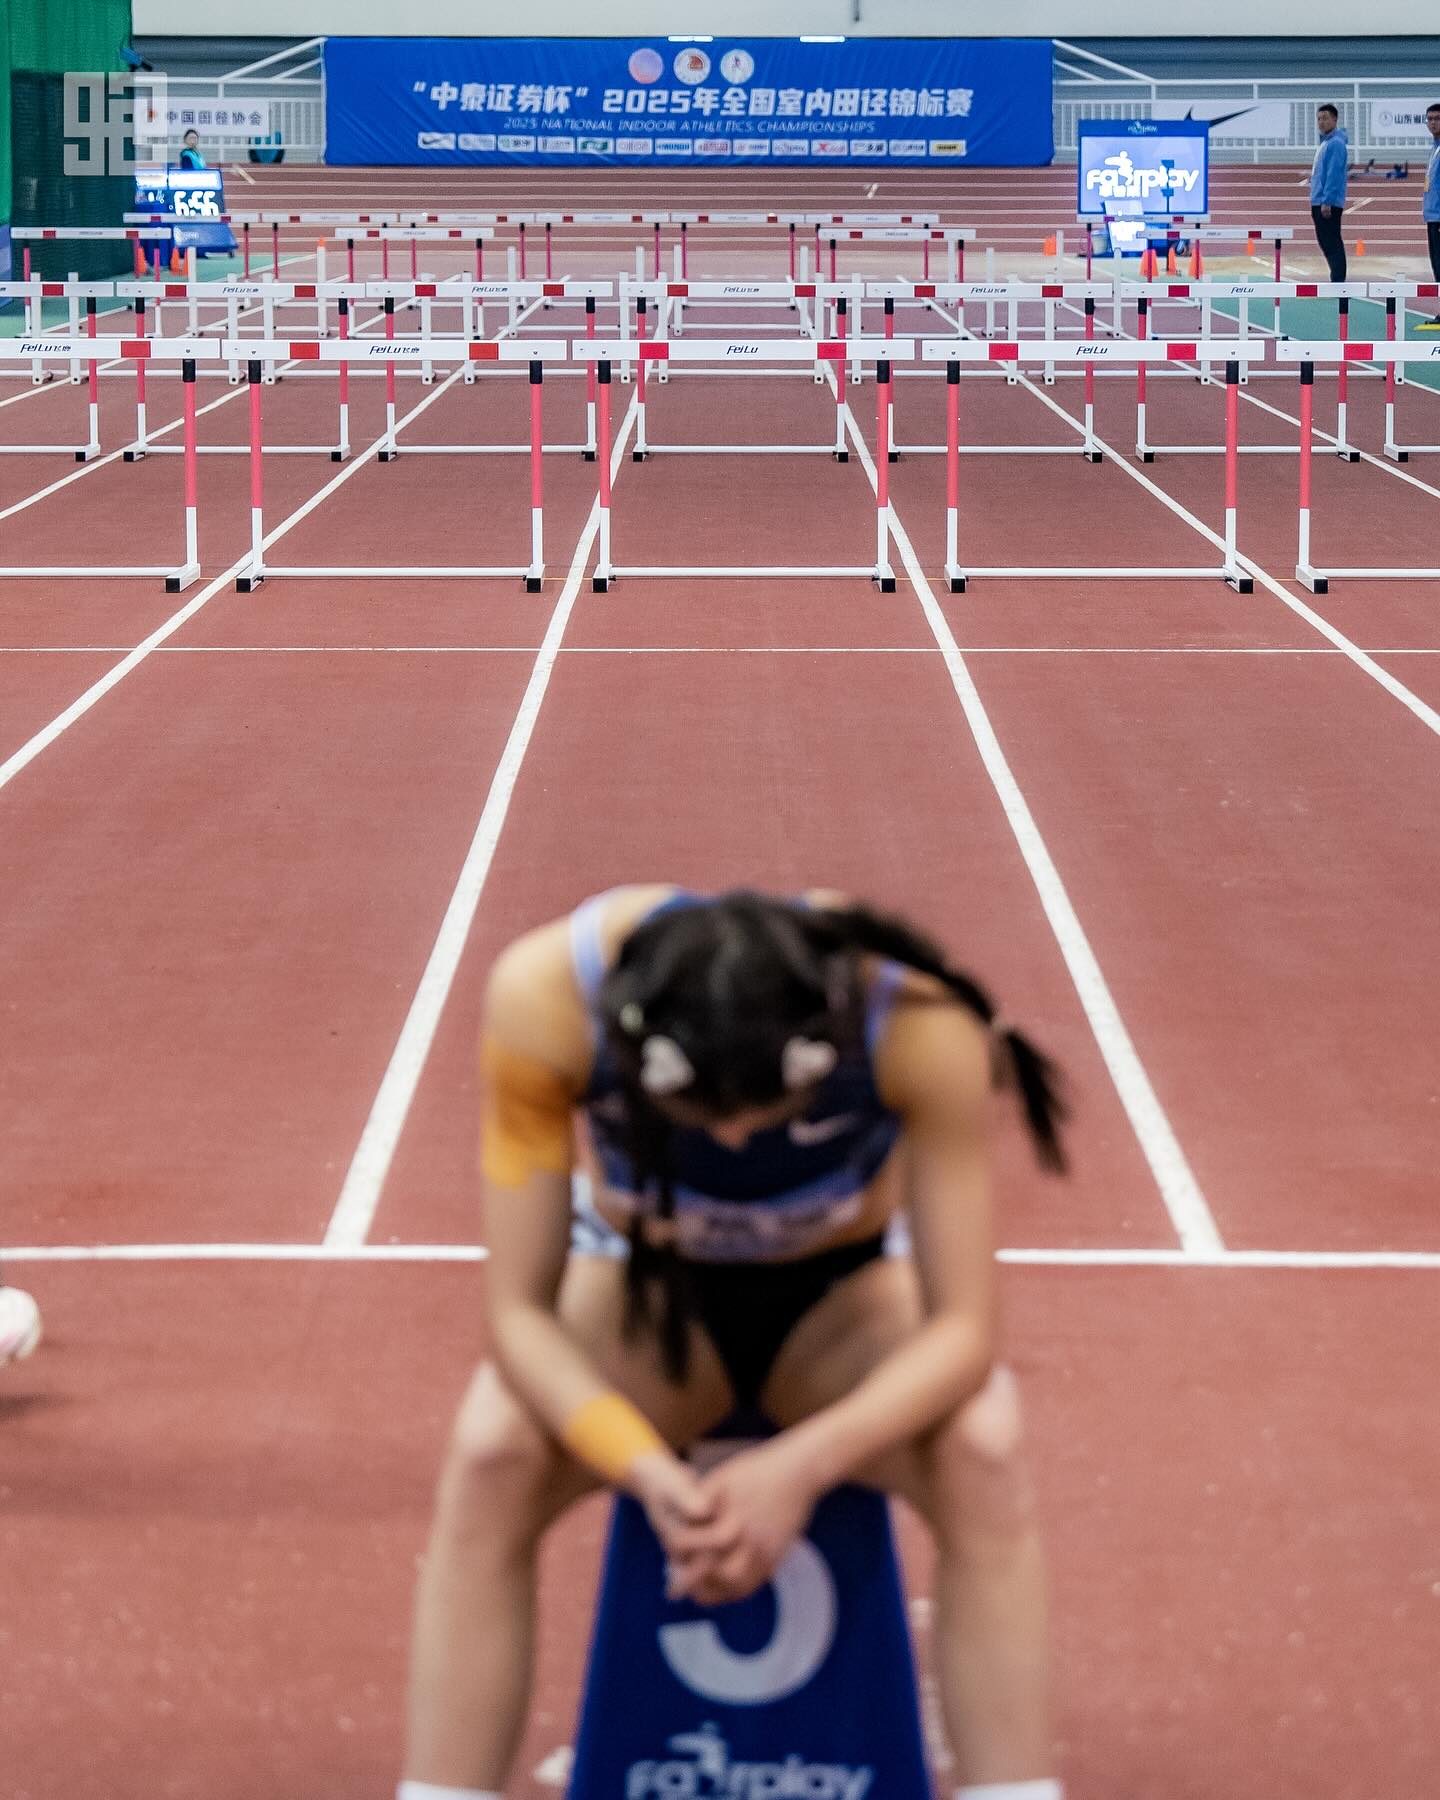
[561,1393,667,1486]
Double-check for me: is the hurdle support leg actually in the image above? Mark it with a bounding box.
[526,361,545,592]
[77,298,101,463]
[1222,360,1252,593]
[592,362,613,592]
[379,298,399,461]
[1295,363,1326,593]
[944,362,965,592]
[166,358,202,594]
[883,300,899,461]
[1082,298,1103,462]
[236,361,267,591]
[125,300,150,461]
[582,297,598,460]
[332,299,352,462]
[831,298,849,462]
[873,360,896,591]
[1382,299,1407,462]
[1333,297,1359,462]
[631,300,650,461]
[1135,298,1154,461]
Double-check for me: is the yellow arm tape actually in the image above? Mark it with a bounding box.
[561,1392,667,1487]
[480,1035,577,1189]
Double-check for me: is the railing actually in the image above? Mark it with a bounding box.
[1052,40,1440,164]
[147,39,325,165]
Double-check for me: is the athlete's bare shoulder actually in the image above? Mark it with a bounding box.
[483,886,681,1084]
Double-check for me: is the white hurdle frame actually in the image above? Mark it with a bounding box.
[0,337,210,589]
[0,283,115,453]
[623,291,854,460]
[1281,340,1440,591]
[923,339,1260,593]
[1371,285,1440,461]
[580,338,906,591]
[230,338,566,594]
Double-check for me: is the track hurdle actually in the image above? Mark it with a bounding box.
[1281,340,1440,591]
[1370,284,1440,461]
[580,338,904,591]
[331,225,492,285]
[230,338,566,593]
[0,337,211,589]
[355,284,598,455]
[923,339,1260,592]
[864,282,1114,458]
[621,294,854,459]
[1131,286,1368,461]
[819,227,973,287]
[0,282,118,450]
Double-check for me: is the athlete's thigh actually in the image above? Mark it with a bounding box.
[758,1253,1010,1519]
[556,1252,736,1448]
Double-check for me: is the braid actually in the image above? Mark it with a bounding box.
[802,900,1069,1173]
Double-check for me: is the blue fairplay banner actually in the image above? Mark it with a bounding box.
[324,37,1053,168]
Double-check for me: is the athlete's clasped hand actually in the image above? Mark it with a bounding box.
[636,1438,821,1607]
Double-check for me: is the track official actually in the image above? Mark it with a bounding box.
[1310,104,1349,280]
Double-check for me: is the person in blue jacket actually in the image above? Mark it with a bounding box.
[1310,104,1349,281]
[177,128,205,171]
[1421,103,1440,328]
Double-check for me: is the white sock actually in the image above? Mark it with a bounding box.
[956,1783,1064,1800]
[397,1784,501,1800]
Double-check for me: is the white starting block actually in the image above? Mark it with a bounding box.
[568,1438,929,1798]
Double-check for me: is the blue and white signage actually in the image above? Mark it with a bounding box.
[1077,118,1209,218]
[567,1488,930,1798]
[324,37,1053,168]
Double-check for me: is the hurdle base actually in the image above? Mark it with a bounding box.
[630,449,649,463]
[236,570,266,593]
[886,450,899,464]
[1225,572,1254,594]
[1334,448,1361,464]
[164,561,200,595]
[378,449,398,463]
[946,565,968,594]
[581,448,597,462]
[123,448,146,463]
[1297,566,1329,595]
[591,574,610,593]
[1137,451,1156,463]
[525,573,543,593]
[831,448,850,463]
[74,448,99,464]
[1385,448,1410,464]
[873,566,897,594]
[1084,449,1104,464]
[329,446,352,464]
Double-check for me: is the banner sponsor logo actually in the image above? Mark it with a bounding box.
[418,131,456,150]
[1372,98,1437,137]
[624,1725,873,1800]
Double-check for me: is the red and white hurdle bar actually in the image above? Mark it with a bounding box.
[1281,339,1440,590]
[0,337,210,588]
[819,226,974,287]
[919,340,1262,593]
[1371,284,1440,461]
[576,338,907,592]
[229,338,567,593]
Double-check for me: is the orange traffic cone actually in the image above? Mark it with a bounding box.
[1189,241,1204,277]
[1165,245,1178,274]
[169,247,184,274]
[1042,233,1057,256]
[133,239,147,278]
[1139,245,1159,278]
[1355,238,1367,257]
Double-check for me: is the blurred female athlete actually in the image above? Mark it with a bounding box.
[399,886,1069,1800]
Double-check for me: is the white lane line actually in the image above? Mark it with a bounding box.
[0,310,536,799]
[5,1241,1440,1270]
[836,384,1226,1257]
[321,391,641,1250]
[15,644,1440,657]
[229,163,257,186]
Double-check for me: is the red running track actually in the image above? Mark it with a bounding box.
[2,171,1439,1800]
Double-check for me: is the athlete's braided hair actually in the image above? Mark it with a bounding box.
[595,892,1067,1380]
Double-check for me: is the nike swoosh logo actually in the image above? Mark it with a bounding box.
[788,1114,859,1147]
[1184,105,1259,131]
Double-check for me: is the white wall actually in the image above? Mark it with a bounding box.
[132,0,1440,38]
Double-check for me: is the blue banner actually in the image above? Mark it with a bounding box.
[324,37,1053,168]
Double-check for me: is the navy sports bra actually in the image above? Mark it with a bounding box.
[569,890,905,1262]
